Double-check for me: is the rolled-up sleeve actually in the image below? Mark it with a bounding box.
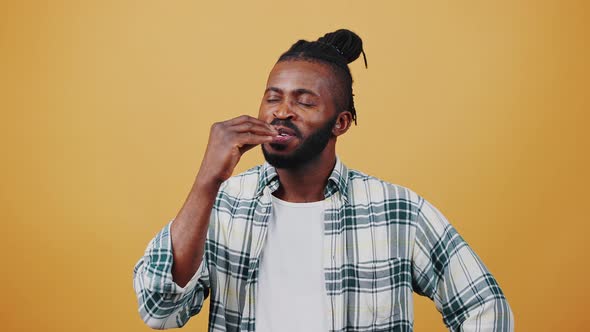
[411,198,514,331]
[133,220,210,329]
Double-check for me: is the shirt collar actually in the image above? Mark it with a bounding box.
[255,157,350,202]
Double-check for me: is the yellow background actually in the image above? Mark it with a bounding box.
[1,1,588,331]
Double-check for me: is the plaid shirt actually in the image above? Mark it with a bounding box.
[133,158,513,331]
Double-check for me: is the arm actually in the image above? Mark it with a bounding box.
[132,116,277,329]
[411,197,514,331]
[133,221,210,329]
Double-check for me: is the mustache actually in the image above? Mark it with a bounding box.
[269,119,302,137]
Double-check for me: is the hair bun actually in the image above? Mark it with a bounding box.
[317,29,367,68]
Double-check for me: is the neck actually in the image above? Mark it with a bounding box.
[272,152,336,203]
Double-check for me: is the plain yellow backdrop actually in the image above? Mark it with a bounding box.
[1,1,588,331]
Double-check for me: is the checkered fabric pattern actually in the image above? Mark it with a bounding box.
[133,158,513,331]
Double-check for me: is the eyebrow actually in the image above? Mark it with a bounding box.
[264,87,319,97]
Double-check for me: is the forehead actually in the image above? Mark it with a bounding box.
[265,60,336,96]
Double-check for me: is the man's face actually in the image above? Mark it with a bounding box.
[258,60,339,169]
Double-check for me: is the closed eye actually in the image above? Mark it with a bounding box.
[298,101,315,107]
[297,101,316,107]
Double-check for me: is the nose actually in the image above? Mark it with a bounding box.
[272,100,295,120]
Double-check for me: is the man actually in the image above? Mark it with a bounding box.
[133,29,514,331]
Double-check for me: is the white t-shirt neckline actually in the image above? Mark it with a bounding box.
[270,194,325,207]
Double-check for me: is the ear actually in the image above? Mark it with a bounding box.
[332,111,352,137]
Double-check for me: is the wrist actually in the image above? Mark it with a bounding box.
[193,171,223,194]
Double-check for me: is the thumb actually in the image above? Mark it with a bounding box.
[238,143,258,155]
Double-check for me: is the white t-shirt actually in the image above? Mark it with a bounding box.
[255,195,329,332]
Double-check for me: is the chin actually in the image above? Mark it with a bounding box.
[261,144,326,170]
[262,145,298,169]
[267,142,291,152]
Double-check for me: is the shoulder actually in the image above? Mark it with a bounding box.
[346,168,424,209]
[345,169,453,229]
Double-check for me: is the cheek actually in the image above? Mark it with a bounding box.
[257,104,271,121]
[302,111,328,126]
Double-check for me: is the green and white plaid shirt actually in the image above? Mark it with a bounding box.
[133,158,513,331]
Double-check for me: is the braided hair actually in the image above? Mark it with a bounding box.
[277,29,367,125]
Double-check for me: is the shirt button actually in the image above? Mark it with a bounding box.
[262,207,268,213]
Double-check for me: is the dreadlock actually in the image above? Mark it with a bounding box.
[277,29,367,125]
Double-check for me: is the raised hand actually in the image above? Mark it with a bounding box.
[198,115,278,185]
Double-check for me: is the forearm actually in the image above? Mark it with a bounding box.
[170,173,221,287]
[133,115,274,327]
[170,116,275,287]
[133,222,210,329]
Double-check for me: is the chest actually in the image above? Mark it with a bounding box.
[209,195,416,281]
[207,196,417,330]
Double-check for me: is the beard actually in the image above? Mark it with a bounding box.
[262,115,337,169]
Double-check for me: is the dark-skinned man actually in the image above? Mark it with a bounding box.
[133,29,514,332]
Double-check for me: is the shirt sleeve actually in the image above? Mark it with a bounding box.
[411,197,514,331]
[132,220,210,329]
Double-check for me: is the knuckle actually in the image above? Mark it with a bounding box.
[237,132,251,144]
[236,132,248,141]
[213,121,230,132]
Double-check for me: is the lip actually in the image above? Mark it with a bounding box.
[273,126,297,137]
[271,133,295,144]
[269,126,297,144]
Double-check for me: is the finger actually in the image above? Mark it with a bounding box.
[226,116,276,133]
[224,115,259,126]
[234,132,274,148]
[231,122,278,136]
